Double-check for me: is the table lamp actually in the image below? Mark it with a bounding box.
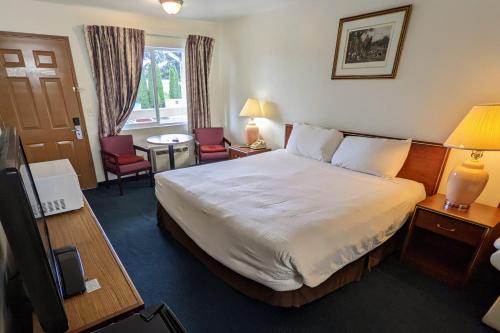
[239,98,263,145]
[444,104,500,210]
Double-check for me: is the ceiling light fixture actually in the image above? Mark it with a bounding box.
[159,0,184,15]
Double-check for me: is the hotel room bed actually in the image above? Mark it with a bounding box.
[156,149,426,289]
[155,125,449,307]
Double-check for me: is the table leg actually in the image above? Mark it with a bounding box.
[168,144,175,170]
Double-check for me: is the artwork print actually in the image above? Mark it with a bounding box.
[331,6,412,79]
[345,24,393,65]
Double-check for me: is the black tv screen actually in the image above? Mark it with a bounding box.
[0,128,68,333]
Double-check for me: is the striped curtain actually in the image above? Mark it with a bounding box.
[186,35,215,132]
[84,25,145,138]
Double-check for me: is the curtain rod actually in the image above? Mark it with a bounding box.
[146,33,187,40]
[81,26,187,40]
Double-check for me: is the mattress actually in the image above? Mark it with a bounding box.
[155,149,426,291]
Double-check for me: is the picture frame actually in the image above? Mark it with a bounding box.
[331,5,412,80]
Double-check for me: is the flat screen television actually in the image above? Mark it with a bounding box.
[0,128,68,333]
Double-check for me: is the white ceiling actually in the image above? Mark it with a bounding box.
[37,0,300,21]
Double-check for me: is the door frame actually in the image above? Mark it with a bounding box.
[0,31,97,189]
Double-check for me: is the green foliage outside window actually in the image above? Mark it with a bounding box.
[155,65,166,108]
[168,65,182,99]
[138,62,165,109]
[138,64,152,109]
[137,49,184,110]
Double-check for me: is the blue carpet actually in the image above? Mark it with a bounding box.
[84,178,497,333]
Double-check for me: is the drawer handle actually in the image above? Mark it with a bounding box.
[436,224,456,232]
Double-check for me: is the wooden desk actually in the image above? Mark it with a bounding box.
[34,200,144,332]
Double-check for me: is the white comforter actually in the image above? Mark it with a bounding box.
[155,149,426,291]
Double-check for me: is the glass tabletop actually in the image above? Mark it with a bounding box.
[146,134,193,145]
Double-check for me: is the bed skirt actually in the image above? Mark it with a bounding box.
[157,202,404,307]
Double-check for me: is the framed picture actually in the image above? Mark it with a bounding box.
[331,5,412,79]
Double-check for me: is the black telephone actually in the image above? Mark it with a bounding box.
[54,246,86,298]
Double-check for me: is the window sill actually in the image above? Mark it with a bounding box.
[122,121,187,131]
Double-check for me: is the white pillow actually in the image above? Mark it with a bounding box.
[286,123,344,162]
[331,136,412,178]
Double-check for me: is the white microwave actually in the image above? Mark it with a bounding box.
[29,159,83,216]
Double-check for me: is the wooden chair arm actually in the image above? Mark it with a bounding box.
[223,137,232,146]
[194,141,200,154]
[193,140,200,165]
[133,144,149,153]
[101,150,120,159]
[133,145,151,162]
[100,150,119,169]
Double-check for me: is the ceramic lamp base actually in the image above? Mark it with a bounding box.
[444,200,471,211]
[245,121,259,145]
[445,158,489,210]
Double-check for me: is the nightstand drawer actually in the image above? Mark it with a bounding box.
[229,149,244,159]
[415,209,485,246]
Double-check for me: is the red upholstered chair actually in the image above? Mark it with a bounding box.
[194,127,231,164]
[100,135,153,195]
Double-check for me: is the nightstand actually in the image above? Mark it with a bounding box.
[401,194,500,285]
[228,145,272,159]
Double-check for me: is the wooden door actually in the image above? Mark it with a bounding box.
[0,32,96,189]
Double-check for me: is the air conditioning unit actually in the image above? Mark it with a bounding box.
[29,159,83,216]
[149,144,192,173]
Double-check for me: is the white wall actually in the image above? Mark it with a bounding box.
[1,0,224,182]
[219,0,500,207]
[2,0,499,206]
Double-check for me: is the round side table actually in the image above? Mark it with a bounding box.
[146,134,193,170]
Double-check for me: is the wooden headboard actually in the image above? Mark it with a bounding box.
[284,124,449,196]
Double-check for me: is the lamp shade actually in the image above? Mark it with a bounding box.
[444,104,500,151]
[239,98,263,118]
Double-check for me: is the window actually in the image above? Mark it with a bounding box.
[124,47,187,129]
